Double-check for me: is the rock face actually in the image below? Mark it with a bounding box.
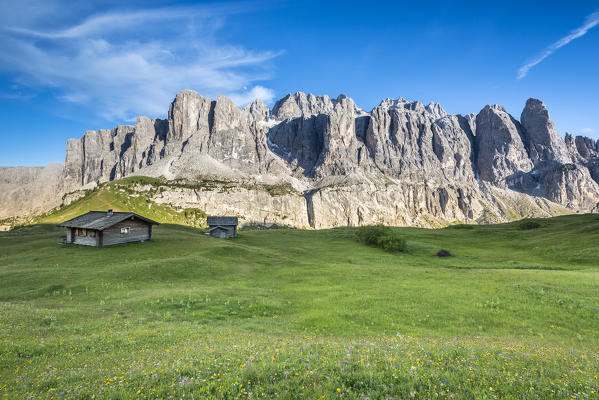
[520,98,571,166]
[475,105,533,184]
[2,90,599,227]
[0,164,63,220]
[62,120,167,190]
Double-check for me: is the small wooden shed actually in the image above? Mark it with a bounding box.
[57,210,159,247]
[207,216,238,238]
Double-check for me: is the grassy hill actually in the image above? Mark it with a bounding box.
[34,176,209,227]
[1,216,599,398]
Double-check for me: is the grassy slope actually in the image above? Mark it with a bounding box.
[36,176,208,227]
[1,216,599,398]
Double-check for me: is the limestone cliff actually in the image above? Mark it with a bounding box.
[2,91,599,228]
[0,164,63,220]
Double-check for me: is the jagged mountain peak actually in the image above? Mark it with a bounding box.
[4,89,599,228]
[425,102,448,119]
[375,97,448,119]
[521,96,571,166]
[480,104,508,114]
[523,97,547,111]
[271,91,359,120]
[243,99,270,122]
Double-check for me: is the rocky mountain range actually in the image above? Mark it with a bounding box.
[2,89,599,228]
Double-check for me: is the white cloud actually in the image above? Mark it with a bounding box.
[228,85,276,106]
[518,10,599,79]
[0,1,280,121]
[582,127,596,134]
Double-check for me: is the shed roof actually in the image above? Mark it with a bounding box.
[57,211,159,231]
[208,225,234,232]
[207,216,238,226]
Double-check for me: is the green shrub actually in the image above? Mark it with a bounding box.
[355,225,407,253]
[355,225,390,246]
[377,234,407,252]
[519,219,542,230]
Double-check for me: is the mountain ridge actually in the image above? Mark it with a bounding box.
[2,90,599,228]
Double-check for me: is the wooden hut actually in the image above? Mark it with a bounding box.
[206,216,238,238]
[57,210,159,247]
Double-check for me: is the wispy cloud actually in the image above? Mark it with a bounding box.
[518,10,599,79]
[0,1,280,121]
[582,127,596,134]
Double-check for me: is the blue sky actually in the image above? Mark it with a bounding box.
[1,0,598,166]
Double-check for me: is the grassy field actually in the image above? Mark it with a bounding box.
[1,215,599,399]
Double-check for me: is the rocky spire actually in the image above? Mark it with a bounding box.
[520,98,571,166]
[474,105,533,183]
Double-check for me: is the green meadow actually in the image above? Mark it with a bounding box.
[1,214,599,399]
